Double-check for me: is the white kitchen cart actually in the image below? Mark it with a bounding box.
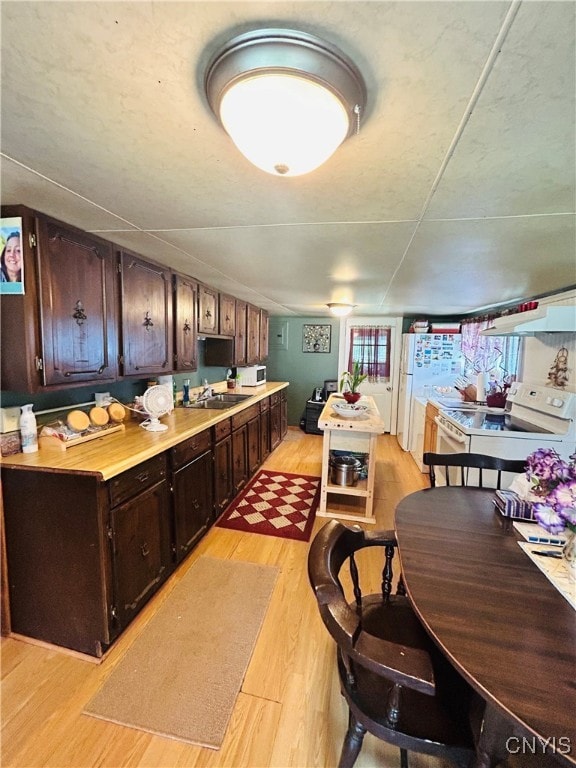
[317,394,385,524]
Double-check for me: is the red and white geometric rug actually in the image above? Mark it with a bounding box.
[216,469,321,542]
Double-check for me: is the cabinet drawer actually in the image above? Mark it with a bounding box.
[171,429,212,469]
[213,417,232,442]
[232,404,259,430]
[109,454,167,508]
[259,397,270,413]
[270,392,281,406]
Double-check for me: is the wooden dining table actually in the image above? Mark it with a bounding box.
[395,487,576,768]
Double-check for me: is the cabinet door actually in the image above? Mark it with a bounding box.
[219,293,236,337]
[172,449,214,562]
[119,250,173,376]
[246,304,260,365]
[198,284,218,334]
[424,403,439,454]
[270,401,281,452]
[2,468,114,657]
[214,435,233,515]
[280,391,288,439]
[260,406,271,462]
[36,216,118,386]
[234,300,247,366]
[109,479,172,629]
[259,309,269,361]
[232,424,248,493]
[174,274,198,371]
[247,416,260,475]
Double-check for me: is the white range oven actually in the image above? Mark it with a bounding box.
[434,382,575,485]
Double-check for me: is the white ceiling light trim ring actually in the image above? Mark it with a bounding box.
[204,28,367,177]
[327,302,356,317]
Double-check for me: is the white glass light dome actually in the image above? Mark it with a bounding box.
[219,74,350,176]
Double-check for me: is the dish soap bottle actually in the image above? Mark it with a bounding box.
[20,404,38,453]
[182,379,191,407]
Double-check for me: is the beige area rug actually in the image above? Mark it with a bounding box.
[84,556,279,748]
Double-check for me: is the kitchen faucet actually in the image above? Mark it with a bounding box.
[197,379,213,401]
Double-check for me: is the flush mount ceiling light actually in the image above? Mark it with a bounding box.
[204,28,367,177]
[327,303,356,317]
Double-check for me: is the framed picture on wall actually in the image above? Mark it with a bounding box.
[0,217,24,294]
[302,324,331,353]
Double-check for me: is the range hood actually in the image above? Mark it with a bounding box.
[481,305,576,336]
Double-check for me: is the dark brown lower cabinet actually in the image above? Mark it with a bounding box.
[247,414,260,476]
[231,404,260,494]
[109,477,172,629]
[1,392,287,657]
[280,390,288,439]
[232,424,248,494]
[171,432,214,563]
[214,419,233,516]
[2,453,173,657]
[260,397,271,462]
[270,392,282,452]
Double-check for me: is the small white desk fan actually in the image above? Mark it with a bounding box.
[140,385,173,432]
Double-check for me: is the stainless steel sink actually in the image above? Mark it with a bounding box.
[211,393,252,403]
[187,393,252,410]
[188,400,231,410]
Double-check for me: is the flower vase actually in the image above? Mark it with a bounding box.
[562,528,576,582]
[343,391,361,404]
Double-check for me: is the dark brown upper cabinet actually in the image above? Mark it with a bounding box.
[118,249,173,376]
[259,309,269,361]
[235,300,248,367]
[0,205,118,392]
[173,273,198,371]
[246,303,261,365]
[198,284,218,335]
[219,293,236,337]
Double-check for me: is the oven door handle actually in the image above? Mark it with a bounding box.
[435,416,468,443]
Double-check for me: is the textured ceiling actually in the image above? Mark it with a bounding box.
[1,1,575,317]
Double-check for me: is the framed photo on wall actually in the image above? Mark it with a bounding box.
[0,217,24,294]
[302,324,331,353]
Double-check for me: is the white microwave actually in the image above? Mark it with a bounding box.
[238,365,266,386]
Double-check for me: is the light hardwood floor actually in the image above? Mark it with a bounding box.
[2,428,444,768]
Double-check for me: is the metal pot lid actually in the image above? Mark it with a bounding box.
[330,455,362,468]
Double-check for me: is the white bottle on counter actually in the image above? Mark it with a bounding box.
[476,373,486,403]
[20,404,38,453]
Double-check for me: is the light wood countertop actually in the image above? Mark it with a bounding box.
[0,382,288,481]
[317,393,385,434]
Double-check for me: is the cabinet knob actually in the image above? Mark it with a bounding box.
[141,542,150,557]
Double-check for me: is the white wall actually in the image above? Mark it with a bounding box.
[520,290,576,392]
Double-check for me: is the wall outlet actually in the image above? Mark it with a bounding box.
[94,392,111,406]
[0,407,21,434]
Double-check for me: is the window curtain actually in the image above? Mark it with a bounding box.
[460,317,520,383]
[347,326,391,382]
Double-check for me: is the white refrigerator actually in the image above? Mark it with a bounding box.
[396,333,464,451]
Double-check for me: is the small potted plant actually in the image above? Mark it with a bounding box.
[339,362,367,404]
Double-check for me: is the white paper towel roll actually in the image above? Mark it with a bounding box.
[476,373,486,402]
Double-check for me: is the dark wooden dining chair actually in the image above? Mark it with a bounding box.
[308,519,475,768]
[423,452,526,490]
